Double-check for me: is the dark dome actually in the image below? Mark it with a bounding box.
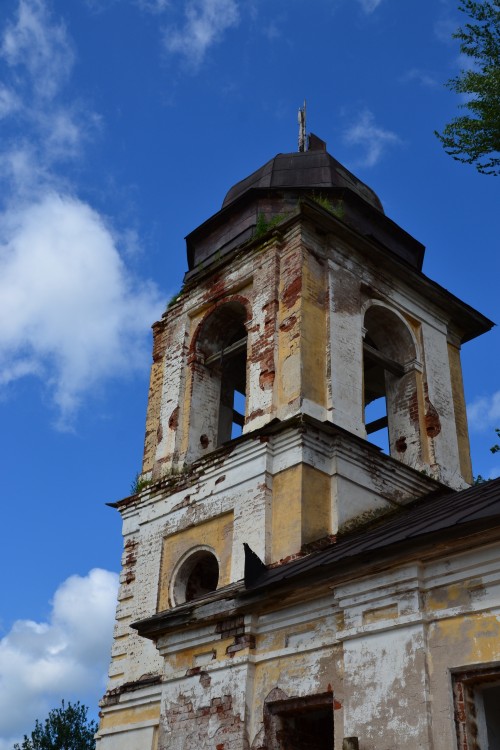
[222,135,384,213]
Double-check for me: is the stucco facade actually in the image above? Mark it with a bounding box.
[96,135,498,750]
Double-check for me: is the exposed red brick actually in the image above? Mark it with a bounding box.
[425,398,441,438]
[168,406,180,430]
[408,390,420,423]
[247,408,265,421]
[152,321,167,362]
[259,370,275,389]
[279,315,297,332]
[281,276,302,310]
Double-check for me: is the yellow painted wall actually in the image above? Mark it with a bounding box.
[301,464,331,545]
[99,702,160,731]
[302,252,328,408]
[142,360,164,474]
[447,342,473,483]
[271,464,331,561]
[157,511,234,611]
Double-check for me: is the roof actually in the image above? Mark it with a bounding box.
[245,477,500,592]
[132,477,500,640]
[221,134,384,213]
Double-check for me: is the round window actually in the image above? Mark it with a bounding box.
[172,549,219,605]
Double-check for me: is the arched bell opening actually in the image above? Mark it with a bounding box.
[363,304,422,467]
[188,300,249,460]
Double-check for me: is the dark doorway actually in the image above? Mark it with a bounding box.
[277,706,333,750]
[266,693,333,750]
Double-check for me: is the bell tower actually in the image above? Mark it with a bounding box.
[96,132,491,750]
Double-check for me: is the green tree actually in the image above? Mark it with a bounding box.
[436,0,500,175]
[14,701,97,750]
[491,427,500,453]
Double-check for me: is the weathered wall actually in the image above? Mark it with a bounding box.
[142,211,473,489]
[98,202,481,749]
[147,541,500,750]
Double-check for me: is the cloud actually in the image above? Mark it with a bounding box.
[467,391,500,432]
[0,1,165,426]
[357,0,384,12]
[434,15,457,44]
[343,110,401,167]
[164,0,240,70]
[0,569,119,748]
[1,0,74,102]
[400,68,439,88]
[135,0,170,11]
[0,84,21,118]
[0,192,164,427]
[0,0,93,181]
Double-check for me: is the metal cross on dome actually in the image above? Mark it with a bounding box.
[298,100,307,152]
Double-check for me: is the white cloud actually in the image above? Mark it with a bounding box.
[467,391,500,432]
[0,1,165,426]
[1,0,74,102]
[434,16,457,44]
[0,569,118,748]
[343,110,401,167]
[0,0,90,175]
[0,192,164,427]
[357,0,384,12]
[136,0,170,11]
[164,0,240,70]
[0,84,21,118]
[400,68,439,88]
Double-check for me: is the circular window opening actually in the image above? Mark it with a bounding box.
[172,550,219,605]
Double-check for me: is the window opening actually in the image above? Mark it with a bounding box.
[189,301,249,460]
[172,550,219,605]
[363,335,404,453]
[232,390,246,438]
[362,305,416,460]
[205,324,247,445]
[453,668,500,749]
[265,693,333,750]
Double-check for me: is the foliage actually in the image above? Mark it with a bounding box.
[13,701,97,750]
[167,291,182,309]
[436,0,500,175]
[491,427,500,453]
[311,193,345,219]
[254,212,288,239]
[130,472,151,494]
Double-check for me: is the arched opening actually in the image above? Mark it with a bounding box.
[172,549,219,605]
[189,301,248,459]
[363,305,421,465]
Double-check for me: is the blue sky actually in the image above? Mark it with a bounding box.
[0,0,498,744]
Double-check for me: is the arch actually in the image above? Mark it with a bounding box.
[363,302,423,466]
[188,298,250,461]
[363,302,419,363]
[171,547,220,606]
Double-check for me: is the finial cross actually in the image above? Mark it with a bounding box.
[298,100,307,152]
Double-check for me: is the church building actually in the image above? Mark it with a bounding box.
[95,124,500,750]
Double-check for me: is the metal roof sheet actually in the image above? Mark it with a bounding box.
[246,477,500,590]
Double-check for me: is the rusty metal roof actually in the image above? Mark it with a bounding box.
[245,477,500,591]
[132,477,500,640]
[221,135,384,213]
